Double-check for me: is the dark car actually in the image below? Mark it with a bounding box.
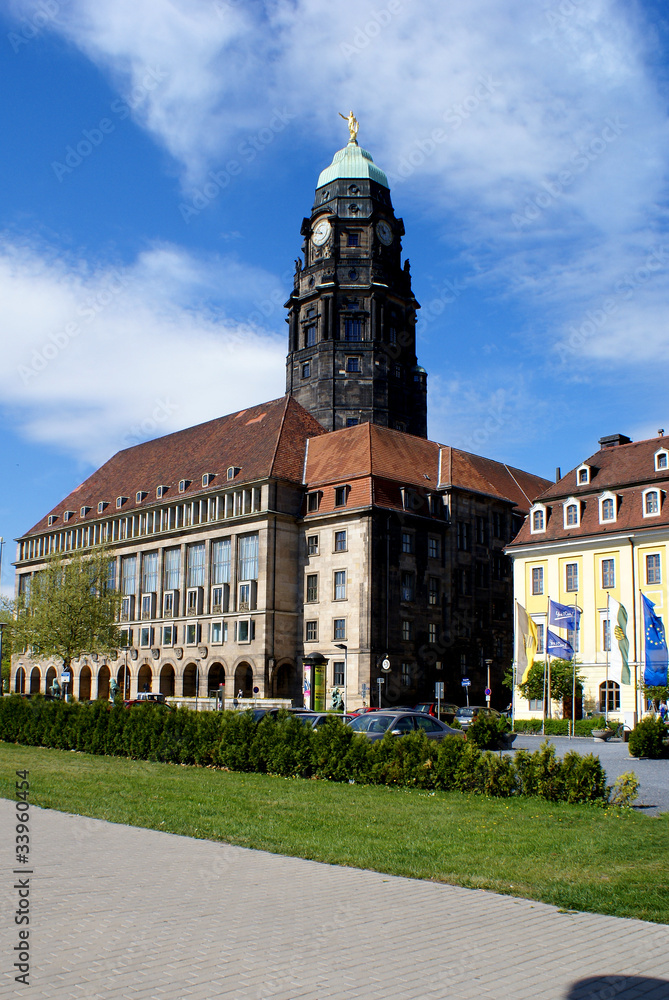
[297,712,354,728]
[414,701,460,723]
[346,710,464,741]
[454,706,501,730]
[249,707,312,723]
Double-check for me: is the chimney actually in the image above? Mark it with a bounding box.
[598,433,631,449]
[659,429,665,437]
[555,467,561,483]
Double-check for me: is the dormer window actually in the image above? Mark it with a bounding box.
[97,501,108,513]
[63,510,74,522]
[135,491,147,503]
[655,449,668,471]
[156,486,167,499]
[202,473,215,487]
[80,506,91,518]
[577,464,590,485]
[178,479,189,493]
[116,496,128,509]
[563,498,581,528]
[599,492,617,524]
[307,491,321,513]
[334,485,350,507]
[227,466,240,481]
[530,505,546,533]
[48,515,57,526]
[643,488,661,517]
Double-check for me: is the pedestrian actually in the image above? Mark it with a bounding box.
[659,699,668,722]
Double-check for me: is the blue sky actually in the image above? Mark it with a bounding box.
[2,0,669,594]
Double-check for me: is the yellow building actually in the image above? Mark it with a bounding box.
[507,432,669,725]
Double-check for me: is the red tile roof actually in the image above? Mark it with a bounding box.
[24,396,326,537]
[510,434,669,546]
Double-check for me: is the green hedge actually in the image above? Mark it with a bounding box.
[0,696,613,804]
[628,716,669,759]
[513,717,609,736]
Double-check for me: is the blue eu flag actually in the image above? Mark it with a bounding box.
[642,594,668,687]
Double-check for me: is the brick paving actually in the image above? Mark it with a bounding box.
[2,799,668,1000]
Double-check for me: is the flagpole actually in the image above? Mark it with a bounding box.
[571,587,577,739]
[605,590,610,725]
[542,596,550,734]
[546,596,552,722]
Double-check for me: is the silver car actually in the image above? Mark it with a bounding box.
[346,711,464,741]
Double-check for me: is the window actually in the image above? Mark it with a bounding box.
[401,571,415,602]
[346,356,361,373]
[116,496,127,509]
[156,486,166,499]
[186,623,199,645]
[48,515,57,526]
[347,232,359,246]
[566,563,579,592]
[578,467,589,484]
[401,620,413,641]
[645,490,660,515]
[139,626,153,648]
[655,450,668,471]
[346,418,359,427]
[334,530,347,552]
[602,559,615,589]
[333,618,346,640]
[119,627,132,648]
[333,661,345,686]
[344,319,361,341]
[163,548,180,591]
[428,623,438,643]
[493,511,503,538]
[187,543,205,587]
[163,591,176,617]
[237,619,254,643]
[602,618,611,652]
[212,539,231,584]
[141,552,159,593]
[532,509,544,532]
[140,593,154,621]
[306,620,318,641]
[475,562,489,588]
[428,536,440,559]
[97,502,107,513]
[476,516,487,545]
[647,553,662,584]
[334,486,348,507]
[238,582,256,611]
[211,586,229,614]
[80,506,90,517]
[401,532,413,554]
[202,473,214,487]
[428,577,440,606]
[178,480,187,493]
[601,498,615,521]
[301,361,310,379]
[305,325,316,347]
[307,534,319,555]
[211,621,224,644]
[536,622,545,654]
[565,503,579,526]
[457,522,470,551]
[121,556,137,595]
[393,364,402,379]
[136,491,146,503]
[238,534,259,580]
[227,466,239,481]
[531,566,544,595]
[306,574,318,602]
[307,492,320,512]
[528,698,544,711]
[459,569,470,596]
[567,626,580,653]
[599,680,620,713]
[334,570,347,600]
[401,662,411,686]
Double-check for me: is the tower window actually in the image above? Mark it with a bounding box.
[346,418,359,427]
[347,232,360,247]
[348,269,358,281]
[344,319,362,342]
[305,325,316,347]
[301,362,311,379]
[346,356,361,373]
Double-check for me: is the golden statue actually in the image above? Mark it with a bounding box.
[339,110,359,143]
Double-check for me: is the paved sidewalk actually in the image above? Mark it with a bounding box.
[2,800,668,1000]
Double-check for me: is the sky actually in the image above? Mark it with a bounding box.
[2,0,669,595]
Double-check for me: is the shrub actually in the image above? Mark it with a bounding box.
[628,716,669,759]
[467,713,510,749]
[369,730,435,788]
[609,772,640,807]
[312,717,372,782]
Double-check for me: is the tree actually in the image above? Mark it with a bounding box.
[516,659,584,705]
[0,597,15,694]
[13,548,123,679]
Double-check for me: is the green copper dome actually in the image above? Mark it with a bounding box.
[316,141,389,189]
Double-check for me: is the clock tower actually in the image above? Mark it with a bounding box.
[285,120,428,437]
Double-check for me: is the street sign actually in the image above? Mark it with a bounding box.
[61,672,71,683]
[361,683,368,698]
[485,687,491,696]
[461,679,470,687]
[435,682,444,698]
[381,658,391,671]
[253,686,259,694]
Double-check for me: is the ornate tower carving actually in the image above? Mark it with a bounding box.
[285,123,428,437]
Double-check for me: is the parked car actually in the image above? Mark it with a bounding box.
[297,712,354,728]
[124,692,174,710]
[249,707,312,723]
[413,701,460,723]
[454,706,501,730]
[346,710,464,741]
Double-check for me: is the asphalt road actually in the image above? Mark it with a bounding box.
[511,734,669,815]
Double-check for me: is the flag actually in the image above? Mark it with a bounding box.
[548,598,581,632]
[546,628,574,660]
[642,594,668,687]
[608,597,631,685]
[515,601,538,684]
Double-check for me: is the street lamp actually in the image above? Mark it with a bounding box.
[485,659,492,708]
[334,643,347,714]
[0,620,5,697]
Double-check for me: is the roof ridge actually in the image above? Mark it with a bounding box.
[269,395,292,478]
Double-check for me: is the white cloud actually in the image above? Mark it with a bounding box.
[0,238,286,464]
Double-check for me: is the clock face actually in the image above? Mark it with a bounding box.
[376,220,393,245]
[312,219,331,246]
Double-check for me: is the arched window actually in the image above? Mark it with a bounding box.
[566,504,578,526]
[601,498,615,521]
[645,491,659,515]
[532,510,544,531]
[599,680,620,713]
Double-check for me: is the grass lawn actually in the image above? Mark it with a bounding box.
[2,742,669,924]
